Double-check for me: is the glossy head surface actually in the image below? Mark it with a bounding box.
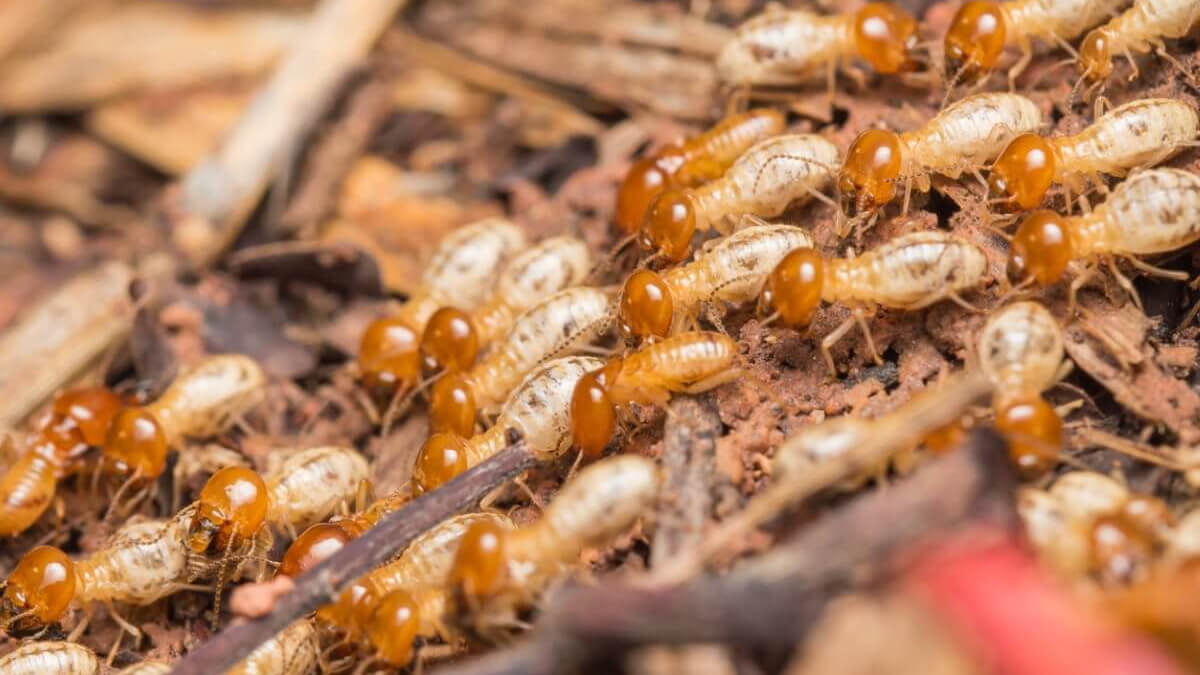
[51,386,122,447]
[413,432,469,495]
[853,3,920,73]
[1008,210,1073,286]
[995,396,1062,476]
[640,190,697,262]
[839,129,902,213]
[421,307,478,373]
[944,1,1007,75]
[280,523,354,577]
[430,372,477,438]
[620,269,674,339]
[103,407,168,478]
[989,134,1056,211]
[1090,513,1154,584]
[358,317,421,396]
[570,367,618,458]
[0,546,75,633]
[762,247,824,328]
[1120,495,1175,539]
[1078,29,1113,81]
[188,466,269,553]
[368,590,420,666]
[615,155,673,236]
[450,520,508,599]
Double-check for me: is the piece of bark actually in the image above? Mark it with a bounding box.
[227,240,385,297]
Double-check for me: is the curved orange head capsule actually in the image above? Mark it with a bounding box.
[358,317,421,397]
[640,190,698,263]
[0,546,75,634]
[620,269,674,340]
[430,372,477,438]
[570,364,621,458]
[761,247,824,328]
[450,520,508,600]
[989,134,1056,211]
[995,396,1061,476]
[853,3,920,74]
[944,1,1007,76]
[413,432,469,495]
[839,129,902,213]
[1008,210,1073,286]
[51,386,122,447]
[614,147,684,235]
[1120,495,1175,539]
[421,307,479,373]
[368,590,420,667]
[1078,29,1114,82]
[103,407,168,478]
[1090,513,1154,583]
[188,466,269,553]
[280,522,355,577]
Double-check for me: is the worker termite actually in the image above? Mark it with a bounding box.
[279,490,410,578]
[943,0,1123,89]
[761,231,989,376]
[225,618,317,675]
[450,455,659,631]
[989,99,1200,211]
[570,332,742,457]
[115,662,171,675]
[0,386,122,535]
[641,134,839,262]
[420,235,591,373]
[619,223,814,340]
[358,218,528,397]
[264,446,369,536]
[716,3,922,90]
[839,92,1042,222]
[417,357,603,493]
[1006,168,1200,311]
[1076,0,1200,92]
[615,108,786,235]
[0,642,100,675]
[428,287,612,438]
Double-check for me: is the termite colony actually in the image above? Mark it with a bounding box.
[5,1,1200,673]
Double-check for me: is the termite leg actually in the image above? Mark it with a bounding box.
[1106,257,1144,312]
[1126,256,1189,281]
[675,368,743,396]
[1122,45,1140,82]
[945,290,984,313]
[104,600,141,640]
[68,605,94,642]
[852,307,882,365]
[1008,37,1033,91]
[820,315,858,378]
[1067,263,1097,315]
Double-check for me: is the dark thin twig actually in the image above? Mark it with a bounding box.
[168,435,535,675]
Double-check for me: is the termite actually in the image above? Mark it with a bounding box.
[641,134,839,262]
[358,218,528,397]
[264,446,369,535]
[839,92,1042,220]
[279,490,410,578]
[570,332,742,457]
[428,287,612,438]
[943,0,1123,88]
[989,99,1200,211]
[450,455,659,629]
[225,618,316,675]
[761,231,989,377]
[619,223,814,340]
[1076,0,1200,92]
[978,301,1069,474]
[1006,168,1200,311]
[0,642,100,675]
[615,109,786,235]
[417,357,604,493]
[716,4,922,89]
[116,662,171,675]
[420,235,592,373]
[0,386,123,535]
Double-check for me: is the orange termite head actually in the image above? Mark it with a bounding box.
[853,3,920,74]
[450,520,509,602]
[614,146,685,236]
[943,1,1007,78]
[761,247,824,328]
[279,522,356,578]
[994,396,1062,477]
[102,407,168,479]
[1078,29,1114,82]
[619,269,674,340]
[358,316,422,398]
[1090,512,1154,584]
[988,134,1057,211]
[1120,495,1175,541]
[413,432,469,495]
[367,590,420,667]
[421,307,479,374]
[838,128,902,215]
[188,466,269,554]
[0,545,75,635]
[640,189,698,263]
[430,372,478,438]
[570,362,622,458]
[1007,210,1073,287]
[50,386,122,447]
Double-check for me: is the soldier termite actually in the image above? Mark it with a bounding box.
[989,99,1200,212]
[1006,168,1200,311]
[641,134,839,262]
[619,223,814,341]
[760,231,989,377]
[1076,0,1200,95]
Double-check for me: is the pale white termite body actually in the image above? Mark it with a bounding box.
[1057,100,1198,181]
[717,10,855,86]
[1070,168,1200,258]
[265,446,369,532]
[978,301,1066,405]
[825,231,989,310]
[0,642,100,675]
[903,93,1042,186]
[224,618,317,675]
[1078,0,1200,82]
[148,354,266,441]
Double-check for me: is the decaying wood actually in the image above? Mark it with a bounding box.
[432,429,1017,675]
[170,0,410,267]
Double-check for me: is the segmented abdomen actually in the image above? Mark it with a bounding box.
[266,446,369,531]
[0,451,58,535]
[225,618,317,675]
[697,134,839,223]
[1099,168,1200,255]
[716,11,848,86]
[906,93,1041,175]
[499,357,604,460]
[1062,99,1199,177]
[669,224,814,308]
[622,332,740,390]
[978,301,1064,402]
[0,642,100,675]
[834,231,988,309]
